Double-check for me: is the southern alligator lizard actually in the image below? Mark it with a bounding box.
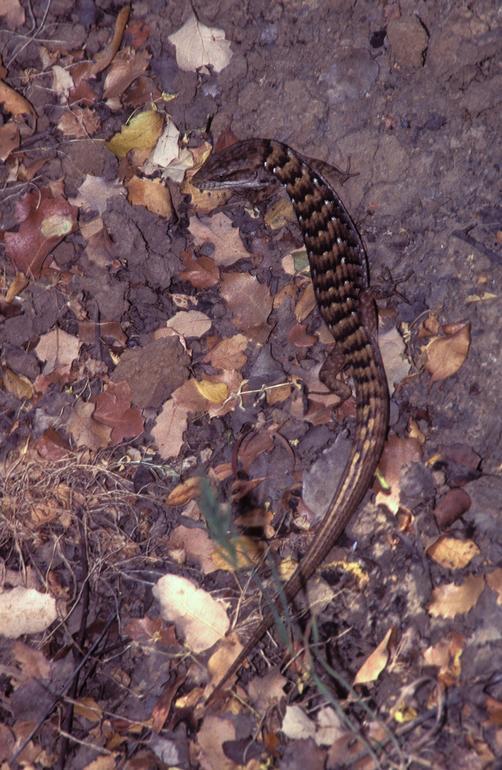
[192,138,389,704]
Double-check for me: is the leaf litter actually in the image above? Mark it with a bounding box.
[0,2,498,768]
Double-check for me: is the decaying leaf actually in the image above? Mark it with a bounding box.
[4,188,77,275]
[423,632,464,686]
[166,477,202,506]
[168,14,232,73]
[353,627,397,685]
[153,574,229,653]
[220,272,272,338]
[427,535,479,570]
[73,175,125,214]
[428,574,484,618]
[92,381,144,443]
[204,334,248,371]
[375,435,422,514]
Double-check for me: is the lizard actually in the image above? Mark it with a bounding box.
[191,138,389,705]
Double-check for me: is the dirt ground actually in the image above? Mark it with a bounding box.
[0,1,501,768]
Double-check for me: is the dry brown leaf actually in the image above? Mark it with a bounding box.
[204,334,248,371]
[153,574,229,652]
[423,322,471,383]
[74,696,103,722]
[427,535,479,569]
[5,188,77,276]
[57,106,101,137]
[433,488,471,529]
[423,632,464,686]
[178,250,220,288]
[486,568,502,605]
[103,47,151,108]
[189,212,250,266]
[247,669,288,710]
[166,477,201,506]
[220,272,272,337]
[87,4,130,76]
[196,713,236,770]
[428,574,484,618]
[0,78,35,120]
[295,282,317,322]
[151,399,188,460]
[0,121,19,161]
[12,641,51,681]
[353,627,397,685]
[67,400,112,450]
[92,381,144,443]
[126,175,173,217]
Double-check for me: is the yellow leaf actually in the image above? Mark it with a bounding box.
[194,379,228,404]
[106,110,164,158]
[211,535,262,571]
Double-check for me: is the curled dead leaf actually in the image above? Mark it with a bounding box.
[353,627,397,685]
[423,322,470,383]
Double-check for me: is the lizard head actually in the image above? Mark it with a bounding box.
[192,139,276,191]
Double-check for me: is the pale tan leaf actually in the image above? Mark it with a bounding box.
[428,575,484,618]
[282,705,316,740]
[353,627,397,685]
[486,568,502,605]
[153,574,229,653]
[168,15,232,74]
[427,536,480,569]
[196,713,236,770]
[169,525,217,575]
[375,435,422,514]
[151,399,188,460]
[203,334,248,370]
[165,310,212,338]
[35,328,81,375]
[0,587,57,639]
